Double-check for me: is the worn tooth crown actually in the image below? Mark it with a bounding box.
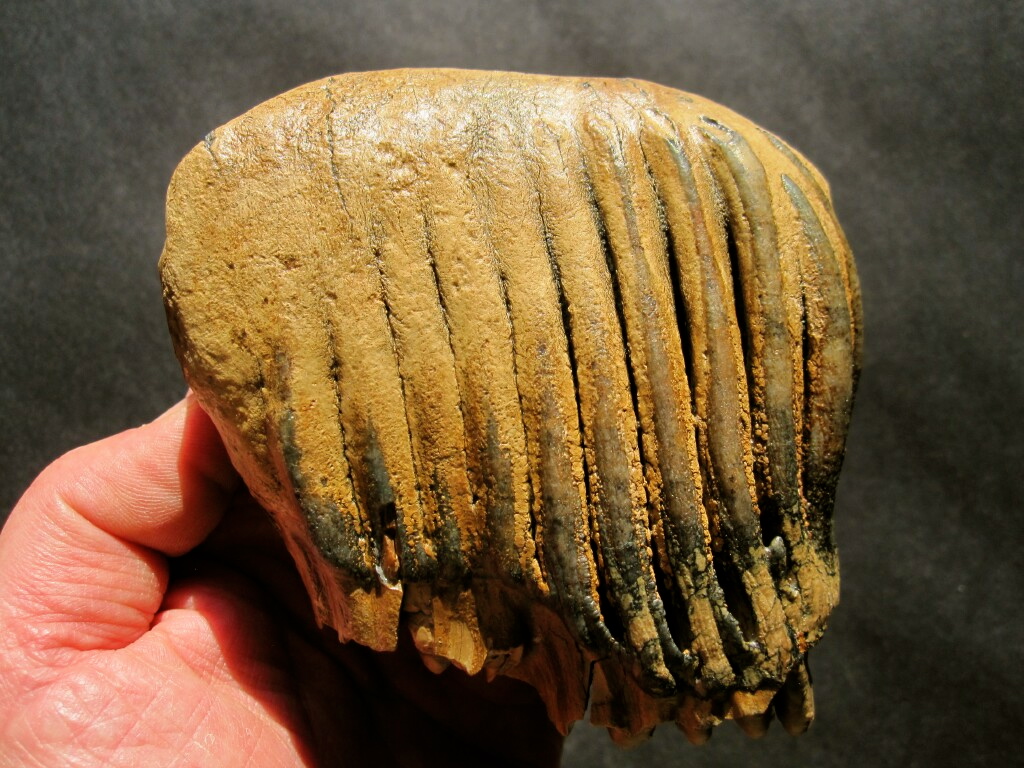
[160,69,862,743]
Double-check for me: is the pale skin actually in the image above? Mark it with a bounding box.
[0,396,563,767]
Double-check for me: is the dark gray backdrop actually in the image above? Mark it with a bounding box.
[2,1,1021,766]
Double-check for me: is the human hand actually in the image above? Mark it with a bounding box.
[0,396,563,767]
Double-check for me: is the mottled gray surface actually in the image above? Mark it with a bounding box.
[1,1,1021,766]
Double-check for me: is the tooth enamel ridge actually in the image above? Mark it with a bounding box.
[160,69,861,744]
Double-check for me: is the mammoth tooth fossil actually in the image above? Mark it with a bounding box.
[160,69,862,743]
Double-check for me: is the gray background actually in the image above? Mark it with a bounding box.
[2,1,1021,766]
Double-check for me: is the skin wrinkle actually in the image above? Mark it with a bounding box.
[47,409,234,558]
[2,509,167,668]
[9,592,297,765]
[11,661,166,763]
[148,579,329,762]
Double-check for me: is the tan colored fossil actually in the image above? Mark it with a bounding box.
[160,69,861,744]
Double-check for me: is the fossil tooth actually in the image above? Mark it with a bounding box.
[160,69,861,743]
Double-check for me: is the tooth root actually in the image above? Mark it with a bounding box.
[729,688,777,738]
[589,658,666,744]
[420,654,451,675]
[428,589,488,675]
[504,604,591,736]
[470,579,529,681]
[675,695,721,745]
[736,712,772,739]
[774,656,816,735]
[407,582,438,658]
[483,644,525,682]
[729,687,777,717]
[407,583,488,676]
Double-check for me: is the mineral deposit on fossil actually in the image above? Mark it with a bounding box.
[160,69,862,743]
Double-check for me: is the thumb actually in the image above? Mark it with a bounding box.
[0,395,237,672]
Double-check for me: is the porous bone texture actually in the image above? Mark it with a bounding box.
[160,69,861,743]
